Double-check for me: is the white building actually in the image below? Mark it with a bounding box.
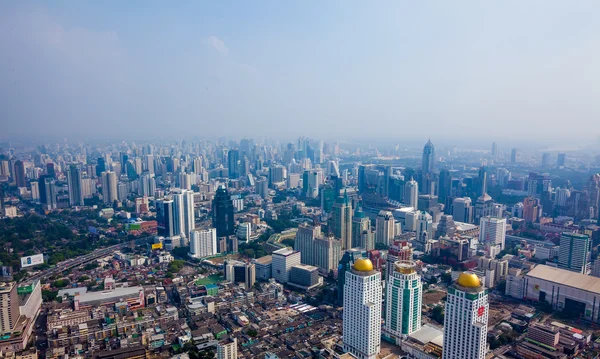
[415,211,433,243]
[101,171,118,204]
[478,217,507,250]
[558,232,590,274]
[453,197,473,223]
[443,272,488,359]
[172,188,195,239]
[375,211,395,247]
[217,338,237,359]
[384,261,422,344]
[271,247,301,283]
[343,258,382,359]
[189,228,217,259]
[404,179,418,209]
[236,223,251,243]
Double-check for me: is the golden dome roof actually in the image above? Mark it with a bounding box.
[353,258,374,272]
[457,272,481,288]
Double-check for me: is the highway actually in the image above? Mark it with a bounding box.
[27,237,152,282]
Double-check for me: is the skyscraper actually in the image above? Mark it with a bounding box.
[452,197,473,223]
[491,142,498,160]
[271,247,301,283]
[343,258,382,359]
[437,169,452,208]
[295,223,322,266]
[510,148,519,163]
[352,207,371,249]
[479,216,507,250]
[541,152,551,171]
[332,193,352,250]
[375,210,395,247]
[101,171,118,205]
[156,199,175,237]
[313,235,342,275]
[227,149,240,179]
[190,228,217,258]
[172,188,195,239]
[384,261,422,343]
[421,140,435,174]
[558,232,590,274]
[443,272,489,359]
[557,153,566,168]
[39,176,57,210]
[404,179,418,209]
[212,186,235,237]
[0,282,20,333]
[415,211,433,243]
[67,164,84,206]
[337,249,367,305]
[13,160,26,188]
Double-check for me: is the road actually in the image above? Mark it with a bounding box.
[27,237,152,282]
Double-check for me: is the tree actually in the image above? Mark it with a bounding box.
[431,305,444,324]
[247,328,258,337]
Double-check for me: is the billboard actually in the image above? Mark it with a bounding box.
[151,243,163,250]
[0,266,12,278]
[17,284,34,295]
[21,254,44,268]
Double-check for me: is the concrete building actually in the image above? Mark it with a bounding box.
[295,223,321,266]
[375,210,395,247]
[332,193,353,250]
[558,232,590,274]
[404,179,418,209]
[271,247,301,284]
[225,261,255,289]
[189,228,217,259]
[313,235,342,275]
[217,337,237,359]
[443,272,488,359]
[478,217,507,250]
[289,264,322,290]
[172,188,196,239]
[252,256,272,281]
[0,282,20,333]
[342,259,382,359]
[384,261,422,344]
[352,208,371,249]
[452,197,473,223]
[415,211,433,243]
[101,171,118,204]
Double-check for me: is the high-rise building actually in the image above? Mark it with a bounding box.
[342,258,382,359]
[217,338,237,359]
[438,169,452,208]
[558,232,590,274]
[67,164,84,206]
[212,186,235,237]
[190,228,217,259]
[295,223,321,266]
[443,272,489,359]
[337,249,367,305]
[421,140,435,174]
[523,197,541,223]
[271,247,301,283]
[541,153,551,171]
[384,261,422,343]
[156,199,175,237]
[30,181,40,201]
[491,142,498,160]
[303,170,321,198]
[375,210,395,247]
[269,165,287,185]
[46,163,56,178]
[510,148,519,163]
[313,235,342,275]
[332,193,352,250]
[386,241,413,278]
[415,211,432,243]
[555,187,571,208]
[452,197,473,223]
[479,217,507,250]
[0,282,20,333]
[39,176,57,210]
[404,179,418,209]
[172,189,195,238]
[557,153,566,168]
[435,214,456,239]
[255,176,269,199]
[352,207,371,249]
[13,160,26,188]
[101,171,118,205]
[227,149,240,179]
[225,261,255,289]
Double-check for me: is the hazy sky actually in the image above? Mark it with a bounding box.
[1,1,599,144]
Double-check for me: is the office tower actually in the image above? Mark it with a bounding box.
[443,272,489,359]
[479,217,507,250]
[435,214,456,239]
[437,169,452,208]
[313,235,342,275]
[510,148,519,163]
[555,187,570,207]
[384,261,422,343]
[375,210,395,247]
[189,228,217,258]
[119,152,128,174]
[452,197,473,223]
[272,247,301,283]
[30,181,40,201]
[145,154,155,175]
[404,179,418,208]
[474,191,494,224]
[477,166,487,196]
[527,172,552,198]
[332,193,352,250]
[156,199,175,237]
[217,338,238,359]
[557,153,566,168]
[357,165,368,193]
[491,142,498,160]
[558,232,590,274]
[225,261,255,289]
[269,165,287,185]
[227,149,240,179]
[342,258,382,359]
[303,170,321,198]
[172,189,195,238]
[255,176,269,199]
[39,176,57,210]
[415,211,433,248]
[212,186,235,237]
[352,208,371,249]
[67,164,84,206]
[0,161,9,177]
[101,171,118,205]
[421,140,435,173]
[13,160,26,188]
[541,153,551,171]
[295,223,321,266]
[0,282,20,333]
[178,173,191,190]
[337,249,367,304]
[46,163,56,178]
[96,157,106,177]
[139,173,156,197]
[522,197,541,223]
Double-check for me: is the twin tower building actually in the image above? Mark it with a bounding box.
[342,258,489,359]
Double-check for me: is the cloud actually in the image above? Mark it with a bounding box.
[202,35,229,56]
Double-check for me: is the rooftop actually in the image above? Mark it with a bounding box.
[76,286,144,304]
[526,265,600,295]
[253,255,272,265]
[272,247,297,257]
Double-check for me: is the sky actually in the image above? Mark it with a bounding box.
[1,1,599,145]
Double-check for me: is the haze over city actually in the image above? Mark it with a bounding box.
[1,1,600,145]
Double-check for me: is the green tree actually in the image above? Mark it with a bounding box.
[431,305,444,324]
